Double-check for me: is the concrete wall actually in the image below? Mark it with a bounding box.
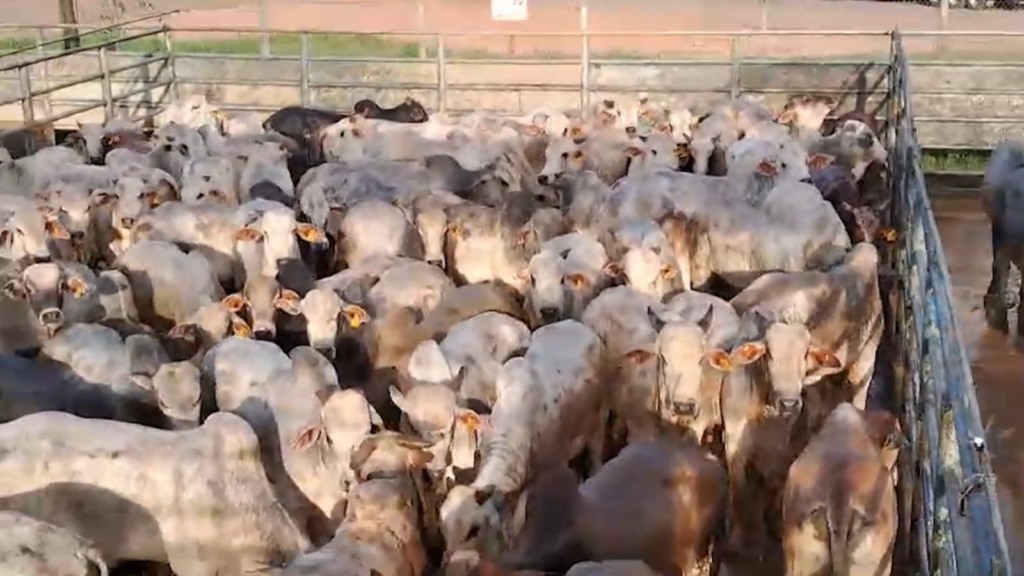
[1,49,1021,150]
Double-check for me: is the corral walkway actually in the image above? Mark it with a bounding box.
[934,195,1024,574]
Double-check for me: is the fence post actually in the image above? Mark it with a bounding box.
[436,33,447,113]
[729,36,742,100]
[417,0,427,60]
[259,0,271,58]
[300,33,311,107]
[99,46,114,122]
[759,0,768,31]
[580,1,590,111]
[18,66,35,125]
[163,26,179,104]
[938,0,949,56]
[36,28,54,120]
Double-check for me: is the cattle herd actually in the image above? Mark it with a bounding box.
[0,89,904,576]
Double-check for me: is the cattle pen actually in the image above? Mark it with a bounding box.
[0,14,1014,576]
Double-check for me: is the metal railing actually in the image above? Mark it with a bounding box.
[889,30,1011,576]
[0,24,174,128]
[150,27,893,120]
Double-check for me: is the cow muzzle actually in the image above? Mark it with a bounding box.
[775,397,802,417]
[537,174,554,185]
[314,345,336,360]
[672,400,699,419]
[38,308,64,337]
[538,306,560,323]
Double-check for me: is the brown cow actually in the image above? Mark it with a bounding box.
[782,402,902,576]
[499,438,726,576]
[728,241,883,415]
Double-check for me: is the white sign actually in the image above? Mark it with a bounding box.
[491,0,528,21]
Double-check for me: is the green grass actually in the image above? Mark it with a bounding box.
[921,149,990,173]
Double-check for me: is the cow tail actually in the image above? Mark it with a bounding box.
[827,500,850,576]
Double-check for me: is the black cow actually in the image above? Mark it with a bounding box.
[353,96,429,123]
[982,141,1024,336]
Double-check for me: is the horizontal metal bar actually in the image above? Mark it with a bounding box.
[903,30,1024,37]
[0,28,167,73]
[0,11,177,60]
[33,100,108,124]
[916,116,1024,123]
[173,52,426,65]
[115,78,172,101]
[442,58,582,66]
[913,61,1024,69]
[172,77,440,92]
[126,25,894,38]
[0,54,166,105]
[911,89,1024,96]
[106,54,169,78]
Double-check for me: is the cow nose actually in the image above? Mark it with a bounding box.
[39,308,64,327]
[254,329,275,341]
[120,217,136,229]
[673,400,699,418]
[799,177,813,184]
[776,397,802,416]
[537,174,551,185]
[539,306,560,322]
[427,259,443,268]
[70,231,85,242]
[315,346,336,360]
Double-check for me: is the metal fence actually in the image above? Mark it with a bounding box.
[889,29,1011,575]
[0,14,173,128]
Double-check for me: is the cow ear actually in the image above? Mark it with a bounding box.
[807,153,835,169]
[295,223,327,244]
[234,226,263,242]
[166,323,195,340]
[807,346,842,372]
[602,261,623,279]
[623,349,655,364]
[696,304,714,332]
[341,304,369,329]
[63,277,90,299]
[731,341,767,365]
[565,273,587,289]
[273,289,302,315]
[646,306,666,332]
[222,293,248,312]
[291,424,325,452]
[473,485,496,506]
[777,109,797,124]
[43,218,70,241]
[625,146,644,158]
[704,349,734,373]
[90,189,117,207]
[230,315,253,339]
[3,279,27,300]
[522,124,544,137]
[389,386,410,413]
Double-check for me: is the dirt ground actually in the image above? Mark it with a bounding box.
[934,196,1024,575]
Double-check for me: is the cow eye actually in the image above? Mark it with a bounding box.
[561,152,569,160]
[196,192,206,200]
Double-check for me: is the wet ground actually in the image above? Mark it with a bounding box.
[933,194,1024,574]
